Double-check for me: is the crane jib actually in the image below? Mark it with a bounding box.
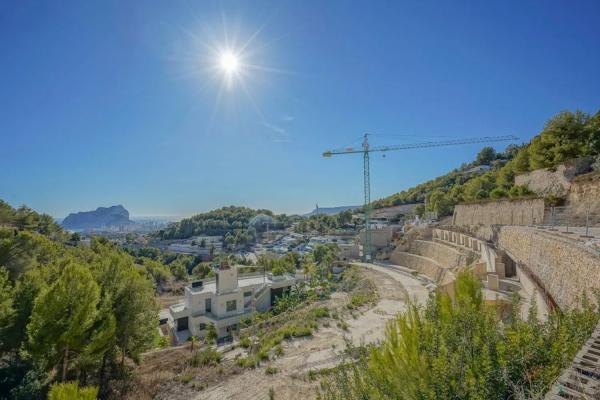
[322,133,518,262]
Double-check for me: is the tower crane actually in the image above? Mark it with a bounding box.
[323,134,518,261]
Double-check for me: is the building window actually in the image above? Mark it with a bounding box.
[244,291,252,297]
[199,323,207,331]
[226,300,237,312]
[205,298,211,313]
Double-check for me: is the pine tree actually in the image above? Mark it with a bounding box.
[27,261,100,381]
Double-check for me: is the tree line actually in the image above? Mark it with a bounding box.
[157,206,297,240]
[0,201,158,399]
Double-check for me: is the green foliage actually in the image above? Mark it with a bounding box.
[189,347,221,367]
[0,201,65,240]
[0,200,159,396]
[295,210,355,234]
[476,146,497,165]
[138,257,172,290]
[0,267,14,348]
[159,206,290,240]
[529,110,596,169]
[314,307,330,318]
[490,187,509,199]
[47,382,98,400]
[427,189,453,216]
[319,273,600,400]
[265,365,278,375]
[27,262,101,380]
[205,322,218,344]
[509,184,534,198]
[371,109,599,215]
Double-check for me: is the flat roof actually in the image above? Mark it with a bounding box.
[187,274,296,294]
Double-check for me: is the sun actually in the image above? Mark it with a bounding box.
[219,51,239,74]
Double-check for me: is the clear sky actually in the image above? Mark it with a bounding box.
[1,1,599,218]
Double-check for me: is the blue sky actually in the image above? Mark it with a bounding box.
[1,1,599,217]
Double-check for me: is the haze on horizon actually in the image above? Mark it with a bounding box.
[1,1,600,218]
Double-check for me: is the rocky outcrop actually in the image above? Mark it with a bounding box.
[567,171,600,216]
[62,205,132,230]
[514,157,593,197]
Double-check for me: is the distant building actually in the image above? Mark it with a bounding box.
[168,263,298,341]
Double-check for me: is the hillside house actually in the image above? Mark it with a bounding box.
[168,262,298,341]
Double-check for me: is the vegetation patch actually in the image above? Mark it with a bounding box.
[189,347,222,368]
[319,273,600,400]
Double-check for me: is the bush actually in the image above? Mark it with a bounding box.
[190,347,221,367]
[314,307,330,318]
[274,345,284,356]
[48,382,98,400]
[490,187,508,199]
[320,273,600,400]
[347,293,369,310]
[239,336,251,348]
[265,365,278,375]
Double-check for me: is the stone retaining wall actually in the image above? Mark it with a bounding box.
[452,198,545,226]
[495,226,600,310]
[390,250,454,284]
[409,240,475,268]
[567,171,600,217]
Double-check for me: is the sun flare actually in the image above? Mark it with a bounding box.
[219,51,239,74]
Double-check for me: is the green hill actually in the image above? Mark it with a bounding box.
[372,109,600,217]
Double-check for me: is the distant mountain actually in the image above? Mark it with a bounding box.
[304,205,360,217]
[62,205,132,230]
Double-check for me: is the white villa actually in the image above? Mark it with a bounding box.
[168,262,298,341]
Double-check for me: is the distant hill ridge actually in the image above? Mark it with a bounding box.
[305,205,360,216]
[62,205,132,230]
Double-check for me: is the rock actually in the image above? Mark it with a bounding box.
[514,157,593,197]
[62,205,132,230]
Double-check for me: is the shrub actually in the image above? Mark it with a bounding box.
[190,347,221,367]
[48,382,98,400]
[347,293,369,309]
[274,345,284,356]
[320,273,600,400]
[265,365,278,375]
[314,307,330,318]
[490,187,508,199]
[336,321,349,331]
[240,336,251,348]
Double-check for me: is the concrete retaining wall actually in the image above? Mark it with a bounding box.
[452,198,545,226]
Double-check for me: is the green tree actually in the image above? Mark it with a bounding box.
[0,267,14,349]
[205,322,218,345]
[512,145,531,174]
[427,190,453,217]
[529,110,593,169]
[27,262,100,381]
[476,146,497,165]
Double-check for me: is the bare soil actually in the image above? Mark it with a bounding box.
[200,265,427,400]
